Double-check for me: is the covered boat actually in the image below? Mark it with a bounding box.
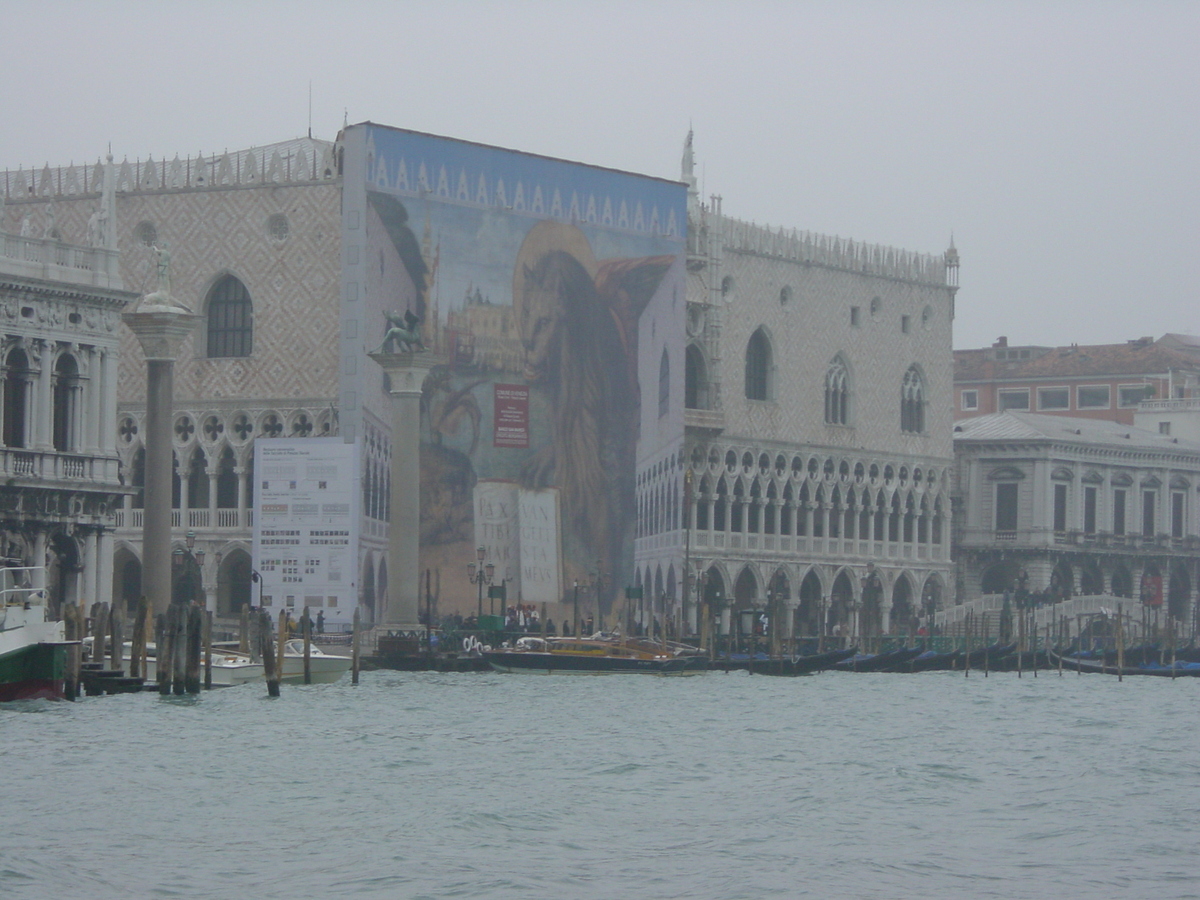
[484,635,707,675]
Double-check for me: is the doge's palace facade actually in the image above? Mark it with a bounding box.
[634,134,960,641]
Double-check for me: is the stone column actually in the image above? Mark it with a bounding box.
[124,302,196,614]
[369,351,445,627]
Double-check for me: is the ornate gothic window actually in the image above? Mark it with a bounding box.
[658,348,670,419]
[206,275,253,358]
[901,365,925,433]
[744,328,771,401]
[824,356,849,425]
[685,344,707,410]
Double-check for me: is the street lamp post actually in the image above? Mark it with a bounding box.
[466,545,494,622]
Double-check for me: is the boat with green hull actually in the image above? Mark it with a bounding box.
[1,566,70,701]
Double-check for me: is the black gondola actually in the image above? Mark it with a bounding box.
[833,646,923,673]
[755,647,859,676]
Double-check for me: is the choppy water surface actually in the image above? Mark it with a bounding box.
[3,669,1199,899]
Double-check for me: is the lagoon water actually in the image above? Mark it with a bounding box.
[3,668,1198,899]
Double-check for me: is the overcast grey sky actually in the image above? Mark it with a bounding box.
[4,0,1195,349]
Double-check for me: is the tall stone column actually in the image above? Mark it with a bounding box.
[124,297,196,614]
[369,350,445,627]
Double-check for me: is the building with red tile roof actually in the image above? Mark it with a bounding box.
[954,334,1200,426]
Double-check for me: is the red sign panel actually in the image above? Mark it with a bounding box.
[493,384,529,449]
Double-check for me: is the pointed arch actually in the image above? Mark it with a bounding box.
[901,365,925,433]
[824,354,850,425]
[744,327,772,400]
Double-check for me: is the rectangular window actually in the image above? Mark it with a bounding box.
[998,390,1029,411]
[901,315,911,334]
[1084,486,1097,534]
[1142,491,1156,538]
[960,390,978,411]
[1159,422,1171,435]
[1113,489,1126,535]
[1077,385,1111,409]
[1038,387,1070,410]
[1172,491,1185,538]
[850,306,860,326]
[995,482,1018,532]
[1053,483,1068,533]
[1119,385,1150,408]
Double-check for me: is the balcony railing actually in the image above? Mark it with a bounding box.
[113,508,254,530]
[1,447,103,481]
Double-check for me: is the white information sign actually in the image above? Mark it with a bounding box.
[253,438,360,629]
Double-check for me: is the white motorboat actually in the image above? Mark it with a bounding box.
[138,641,350,686]
[280,640,352,684]
[138,645,264,687]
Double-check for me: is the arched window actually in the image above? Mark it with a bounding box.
[685,345,707,410]
[658,348,670,419]
[3,348,31,448]
[206,275,253,358]
[824,356,849,425]
[187,447,209,508]
[216,446,238,509]
[744,328,771,401]
[901,366,925,433]
[53,353,80,452]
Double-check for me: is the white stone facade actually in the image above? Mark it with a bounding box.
[634,135,958,640]
[954,411,1200,628]
[0,226,134,614]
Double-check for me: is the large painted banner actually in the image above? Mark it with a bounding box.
[252,438,360,629]
[342,124,686,616]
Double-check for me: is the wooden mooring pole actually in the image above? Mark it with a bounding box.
[157,610,173,695]
[261,610,280,697]
[63,603,79,701]
[110,602,124,675]
[351,607,361,685]
[184,604,203,694]
[1116,602,1125,683]
[302,606,312,685]
[129,596,147,680]
[276,610,287,686]
[204,610,213,690]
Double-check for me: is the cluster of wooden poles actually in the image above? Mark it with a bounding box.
[60,601,365,698]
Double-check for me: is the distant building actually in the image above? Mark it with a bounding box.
[954,334,1200,425]
[952,411,1199,627]
[0,191,134,614]
[634,133,960,641]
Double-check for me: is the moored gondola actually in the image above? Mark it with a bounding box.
[833,646,923,673]
[1048,648,1200,677]
[755,647,859,676]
